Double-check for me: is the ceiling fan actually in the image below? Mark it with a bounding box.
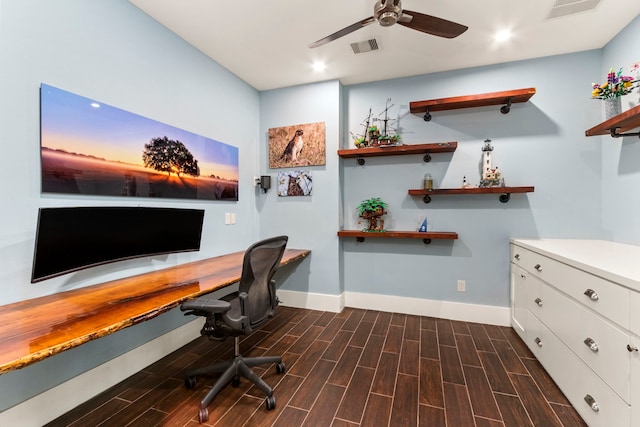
[309,0,468,48]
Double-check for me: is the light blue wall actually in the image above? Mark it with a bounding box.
[0,0,260,412]
[600,13,640,244]
[340,52,605,307]
[259,81,343,297]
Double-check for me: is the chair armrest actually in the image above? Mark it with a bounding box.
[181,297,231,315]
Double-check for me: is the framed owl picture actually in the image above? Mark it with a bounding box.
[278,170,312,197]
[268,121,325,169]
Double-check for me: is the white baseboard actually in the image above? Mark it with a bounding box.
[279,290,510,326]
[0,319,202,427]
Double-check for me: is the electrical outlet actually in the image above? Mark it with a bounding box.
[457,280,466,292]
[230,213,236,224]
[225,212,231,225]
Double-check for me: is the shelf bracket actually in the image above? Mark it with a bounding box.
[499,193,511,203]
[423,108,432,122]
[423,194,432,204]
[500,97,513,114]
[423,153,432,163]
[423,238,432,244]
[609,127,640,138]
[356,236,365,242]
[356,156,365,166]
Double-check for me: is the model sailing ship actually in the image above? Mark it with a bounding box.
[352,98,401,148]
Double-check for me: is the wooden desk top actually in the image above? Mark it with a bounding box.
[0,249,310,374]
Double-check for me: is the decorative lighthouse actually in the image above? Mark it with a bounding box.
[479,139,504,187]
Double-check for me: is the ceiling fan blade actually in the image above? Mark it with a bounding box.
[309,17,376,48]
[399,10,468,39]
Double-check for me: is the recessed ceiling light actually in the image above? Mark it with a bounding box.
[90,102,100,108]
[494,29,512,42]
[312,61,326,73]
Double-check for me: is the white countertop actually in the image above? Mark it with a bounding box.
[511,239,640,292]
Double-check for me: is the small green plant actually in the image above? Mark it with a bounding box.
[356,197,388,217]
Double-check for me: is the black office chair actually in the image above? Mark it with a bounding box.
[180,235,288,423]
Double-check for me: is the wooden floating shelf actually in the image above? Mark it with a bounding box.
[408,186,535,204]
[338,142,457,165]
[585,104,640,138]
[338,142,457,158]
[409,88,536,118]
[338,230,458,244]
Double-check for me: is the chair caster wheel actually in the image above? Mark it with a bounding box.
[276,362,286,374]
[185,377,196,389]
[265,395,276,410]
[198,407,209,423]
[232,376,240,387]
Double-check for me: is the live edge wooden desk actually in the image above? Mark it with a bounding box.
[0,249,310,375]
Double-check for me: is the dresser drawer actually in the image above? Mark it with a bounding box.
[526,312,630,427]
[514,246,629,329]
[541,281,630,402]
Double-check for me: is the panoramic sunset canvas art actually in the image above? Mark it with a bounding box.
[40,83,239,201]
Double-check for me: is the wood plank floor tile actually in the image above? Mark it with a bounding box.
[492,338,528,375]
[399,339,420,376]
[443,382,476,427]
[468,322,495,352]
[420,329,439,360]
[439,344,465,385]
[463,364,502,420]
[288,359,336,410]
[358,334,385,369]
[479,351,517,395]
[48,307,587,427]
[419,358,444,408]
[456,333,482,367]
[300,383,345,427]
[371,351,400,396]
[436,318,456,346]
[349,320,374,347]
[405,315,421,341]
[371,311,391,335]
[340,309,365,332]
[419,404,446,427]
[361,393,392,427]
[494,392,534,427]
[335,366,376,423]
[390,374,419,426]
[509,373,562,427]
[383,324,404,353]
[327,345,363,387]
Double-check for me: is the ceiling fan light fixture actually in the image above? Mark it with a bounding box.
[378,11,398,27]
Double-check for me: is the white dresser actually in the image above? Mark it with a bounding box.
[510,239,640,427]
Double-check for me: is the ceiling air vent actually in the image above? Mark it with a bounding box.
[351,39,379,54]
[547,0,601,19]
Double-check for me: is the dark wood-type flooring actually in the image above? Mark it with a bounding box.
[47,307,587,426]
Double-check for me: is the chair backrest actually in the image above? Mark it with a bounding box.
[238,235,288,327]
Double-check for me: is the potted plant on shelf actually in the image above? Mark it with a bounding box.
[591,66,638,119]
[356,197,388,232]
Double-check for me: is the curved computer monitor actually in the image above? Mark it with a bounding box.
[31,206,205,283]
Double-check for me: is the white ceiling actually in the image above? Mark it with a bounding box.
[129,0,640,91]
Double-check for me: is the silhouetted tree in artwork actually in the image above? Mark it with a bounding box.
[142,136,200,177]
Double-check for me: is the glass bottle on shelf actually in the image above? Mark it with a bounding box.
[423,173,433,190]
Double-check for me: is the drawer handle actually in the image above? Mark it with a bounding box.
[514,254,520,260]
[534,337,543,347]
[534,298,543,307]
[584,394,600,412]
[583,289,599,301]
[534,264,542,272]
[584,337,599,352]
[627,344,639,352]
[520,274,526,279]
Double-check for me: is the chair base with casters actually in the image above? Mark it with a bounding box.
[180,235,289,423]
[182,329,286,423]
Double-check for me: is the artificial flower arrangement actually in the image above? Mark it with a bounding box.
[591,66,638,99]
